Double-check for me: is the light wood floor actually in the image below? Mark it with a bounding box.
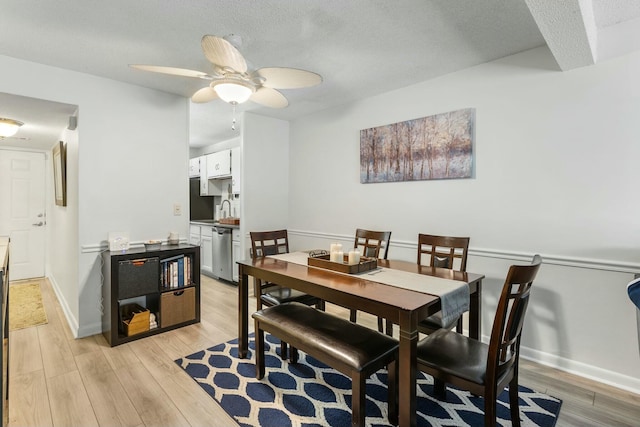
[7,276,640,426]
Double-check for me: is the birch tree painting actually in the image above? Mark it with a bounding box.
[360,108,475,183]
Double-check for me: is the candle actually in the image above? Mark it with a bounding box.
[330,243,343,262]
[348,250,357,265]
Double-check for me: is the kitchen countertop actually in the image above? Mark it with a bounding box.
[190,220,239,229]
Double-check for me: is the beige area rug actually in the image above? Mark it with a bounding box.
[9,282,48,331]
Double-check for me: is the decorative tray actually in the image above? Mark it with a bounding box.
[307,254,378,274]
[219,217,240,225]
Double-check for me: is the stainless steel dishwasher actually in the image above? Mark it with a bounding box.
[212,225,233,282]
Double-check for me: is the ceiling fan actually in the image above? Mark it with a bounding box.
[130,34,322,109]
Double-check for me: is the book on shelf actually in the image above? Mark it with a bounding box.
[160,254,194,288]
[177,256,184,287]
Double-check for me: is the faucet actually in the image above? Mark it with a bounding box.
[221,199,232,218]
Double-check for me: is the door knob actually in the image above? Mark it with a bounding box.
[32,221,44,226]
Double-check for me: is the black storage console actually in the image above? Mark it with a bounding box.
[102,244,200,347]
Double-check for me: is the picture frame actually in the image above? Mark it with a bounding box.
[360,108,475,183]
[52,141,67,206]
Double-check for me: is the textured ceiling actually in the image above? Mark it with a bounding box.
[1,0,639,149]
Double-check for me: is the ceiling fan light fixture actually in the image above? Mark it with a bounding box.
[0,118,24,138]
[213,79,254,104]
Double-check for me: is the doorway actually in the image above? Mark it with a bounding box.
[0,92,77,280]
[0,150,46,279]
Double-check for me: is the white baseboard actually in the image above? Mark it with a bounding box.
[46,275,79,339]
[519,345,640,395]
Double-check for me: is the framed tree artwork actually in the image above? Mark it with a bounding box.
[360,108,475,183]
[52,141,67,206]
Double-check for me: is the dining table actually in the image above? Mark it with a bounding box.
[237,253,484,427]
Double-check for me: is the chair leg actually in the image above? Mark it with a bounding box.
[350,309,357,323]
[255,280,263,310]
[509,378,521,427]
[434,379,446,399]
[387,360,398,426]
[254,323,265,379]
[455,315,463,334]
[377,316,384,333]
[352,372,366,427]
[385,319,394,337]
[280,341,288,360]
[316,299,325,311]
[289,346,299,363]
[484,387,497,427]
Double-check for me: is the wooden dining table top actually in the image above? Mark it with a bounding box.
[240,256,481,316]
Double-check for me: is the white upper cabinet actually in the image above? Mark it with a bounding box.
[231,147,240,194]
[189,157,200,178]
[206,150,231,179]
[200,156,222,196]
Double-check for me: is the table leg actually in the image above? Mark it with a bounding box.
[398,312,417,427]
[238,269,249,359]
[469,279,482,340]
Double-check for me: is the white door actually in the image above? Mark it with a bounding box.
[0,150,46,280]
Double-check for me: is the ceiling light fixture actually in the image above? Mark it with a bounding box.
[212,78,254,104]
[0,118,24,138]
[211,78,255,131]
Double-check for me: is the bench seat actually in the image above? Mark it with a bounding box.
[252,302,399,427]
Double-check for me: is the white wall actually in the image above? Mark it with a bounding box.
[288,46,640,393]
[47,124,80,331]
[0,55,190,337]
[239,113,289,259]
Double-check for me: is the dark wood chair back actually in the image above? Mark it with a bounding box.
[351,228,392,333]
[354,228,391,259]
[250,230,289,258]
[488,254,541,381]
[415,234,470,335]
[415,254,542,426]
[249,228,324,360]
[417,234,469,272]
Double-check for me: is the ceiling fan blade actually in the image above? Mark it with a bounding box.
[256,67,322,89]
[130,65,214,80]
[250,87,288,108]
[201,35,247,73]
[191,87,219,103]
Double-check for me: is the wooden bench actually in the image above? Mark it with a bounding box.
[252,302,399,427]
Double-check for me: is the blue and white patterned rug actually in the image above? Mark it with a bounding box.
[175,334,561,427]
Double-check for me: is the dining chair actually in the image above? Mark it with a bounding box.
[415,254,542,427]
[350,228,392,333]
[250,229,325,359]
[416,233,470,336]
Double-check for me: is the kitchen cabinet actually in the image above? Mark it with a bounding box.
[232,228,240,282]
[101,244,200,347]
[189,157,200,178]
[189,224,201,246]
[231,147,240,194]
[206,150,231,179]
[200,226,214,277]
[199,156,223,196]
